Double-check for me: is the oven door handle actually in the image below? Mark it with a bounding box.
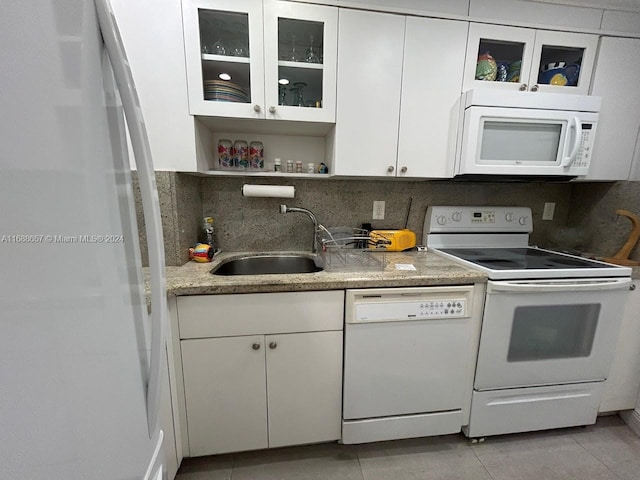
[488,277,631,293]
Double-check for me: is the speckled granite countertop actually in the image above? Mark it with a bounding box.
[161,250,488,296]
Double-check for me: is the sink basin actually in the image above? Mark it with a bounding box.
[211,254,323,276]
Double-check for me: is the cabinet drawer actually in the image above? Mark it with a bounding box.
[177,290,344,338]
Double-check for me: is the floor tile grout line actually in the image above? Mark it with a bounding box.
[229,452,236,480]
[354,445,367,480]
[569,433,626,480]
[468,441,498,480]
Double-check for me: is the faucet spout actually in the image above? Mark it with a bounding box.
[279,204,319,254]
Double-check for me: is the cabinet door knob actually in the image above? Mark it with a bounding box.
[269,106,276,114]
[252,342,261,350]
[519,84,528,91]
[530,84,539,92]
[253,104,262,113]
[400,166,407,173]
[631,284,636,291]
[269,341,277,349]
[387,165,395,173]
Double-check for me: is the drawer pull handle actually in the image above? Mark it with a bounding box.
[252,342,261,350]
[269,341,278,350]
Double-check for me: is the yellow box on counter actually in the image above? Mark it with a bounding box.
[369,229,417,251]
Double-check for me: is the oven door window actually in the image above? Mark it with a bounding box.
[507,304,600,362]
[480,120,563,164]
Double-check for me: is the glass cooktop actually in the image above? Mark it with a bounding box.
[439,247,611,271]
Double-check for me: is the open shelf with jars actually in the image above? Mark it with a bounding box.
[192,117,334,177]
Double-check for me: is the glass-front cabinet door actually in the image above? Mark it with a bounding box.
[530,30,598,95]
[263,2,338,123]
[463,24,536,93]
[464,24,598,95]
[182,0,265,118]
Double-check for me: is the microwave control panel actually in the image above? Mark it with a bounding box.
[573,123,595,169]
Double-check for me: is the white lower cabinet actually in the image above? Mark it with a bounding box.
[182,335,269,456]
[600,282,640,412]
[266,331,343,448]
[176,291,344,457]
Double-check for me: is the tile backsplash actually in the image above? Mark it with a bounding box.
[137,173,640,267]
[199,177,572,254]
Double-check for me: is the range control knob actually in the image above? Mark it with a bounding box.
[518,216,528,225]
[436,215,446,225]
[505,213,514,222]
[452,211,462,222]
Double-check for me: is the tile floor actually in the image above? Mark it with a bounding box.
[175,415,640,480]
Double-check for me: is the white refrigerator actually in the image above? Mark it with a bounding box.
[1,1,169,478]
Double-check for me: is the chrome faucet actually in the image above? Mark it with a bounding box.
[279,204,319,253]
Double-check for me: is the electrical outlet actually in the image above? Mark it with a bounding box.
[542,202,556,221]
[373,201,385,220]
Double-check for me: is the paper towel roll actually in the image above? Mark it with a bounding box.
[242,184,295,198]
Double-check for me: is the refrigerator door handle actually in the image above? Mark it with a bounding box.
[95,0,167,438]
[142,430,164,480]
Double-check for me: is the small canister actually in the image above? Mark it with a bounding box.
[249,141,264,169]
[307,162,315,174]
[295,160,303,173]
[233,139,249,169]
[217,138,233,169]
[286,160,294,173]
[274,158,282,171]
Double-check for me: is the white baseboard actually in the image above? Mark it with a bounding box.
[621,409,640,437]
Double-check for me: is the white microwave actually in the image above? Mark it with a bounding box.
[454,90,601,178]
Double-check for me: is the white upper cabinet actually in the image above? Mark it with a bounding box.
[586,37,640,181]
[182,0,337,122]
[110,0,197,171]
[182,0,265,119]
[332,9,405,176]
[463,24,598,95]
[263,2,338,123]
[333,10,468,178]
[397,17,468,178]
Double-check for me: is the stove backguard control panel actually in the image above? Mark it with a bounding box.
[424,206,533,234]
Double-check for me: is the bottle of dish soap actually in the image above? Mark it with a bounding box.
[200,216,216,251]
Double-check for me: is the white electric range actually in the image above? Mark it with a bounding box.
[424,206,632,439]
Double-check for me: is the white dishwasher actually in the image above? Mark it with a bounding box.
[342,285,484,444]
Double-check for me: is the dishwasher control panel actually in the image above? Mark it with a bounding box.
[345,286,477,324]
[354,298,467,323]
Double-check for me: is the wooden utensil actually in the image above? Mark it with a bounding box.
[601,209,640,266]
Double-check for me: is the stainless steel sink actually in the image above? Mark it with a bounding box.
[211,254,323,276]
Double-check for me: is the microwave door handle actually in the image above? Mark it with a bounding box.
[561,116,582,168]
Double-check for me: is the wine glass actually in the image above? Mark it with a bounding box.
[204,19,227,55]
[291,82,306,107]
[230,21,249,57]
[305,34,320,64]
[278,84,288,106]
[286,34,302,62]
